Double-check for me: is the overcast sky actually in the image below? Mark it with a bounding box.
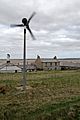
[0,0,80,59]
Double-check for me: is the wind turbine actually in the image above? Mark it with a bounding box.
[11,12,36,90]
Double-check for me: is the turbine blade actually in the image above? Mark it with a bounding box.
[10,24,24,27]
[27,26,36,40]
[28,12,36,24]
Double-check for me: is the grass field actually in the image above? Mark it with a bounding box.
[0,70,80,119]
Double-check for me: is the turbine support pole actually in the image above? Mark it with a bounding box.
[23,26,26,90]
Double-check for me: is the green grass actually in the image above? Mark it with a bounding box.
[0,70,80,119]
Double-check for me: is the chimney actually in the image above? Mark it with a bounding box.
[7,54,10,63]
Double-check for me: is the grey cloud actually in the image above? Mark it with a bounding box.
[0,0,80,58]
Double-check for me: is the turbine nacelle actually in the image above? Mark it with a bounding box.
[22,18,27,26]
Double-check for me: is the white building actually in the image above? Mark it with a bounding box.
[0,62,22,73]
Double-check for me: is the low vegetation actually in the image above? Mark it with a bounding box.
[0,70,80,119]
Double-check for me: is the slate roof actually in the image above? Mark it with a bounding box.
[41,58,60,63]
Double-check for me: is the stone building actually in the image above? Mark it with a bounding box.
[35,55,61,70]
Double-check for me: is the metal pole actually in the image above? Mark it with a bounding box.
[23,26,26,90]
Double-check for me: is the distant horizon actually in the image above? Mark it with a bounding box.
[0,55,80,59]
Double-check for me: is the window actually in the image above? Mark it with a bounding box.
[45,62,47,67]
[55,62,57,66]
[50,62,52,66]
